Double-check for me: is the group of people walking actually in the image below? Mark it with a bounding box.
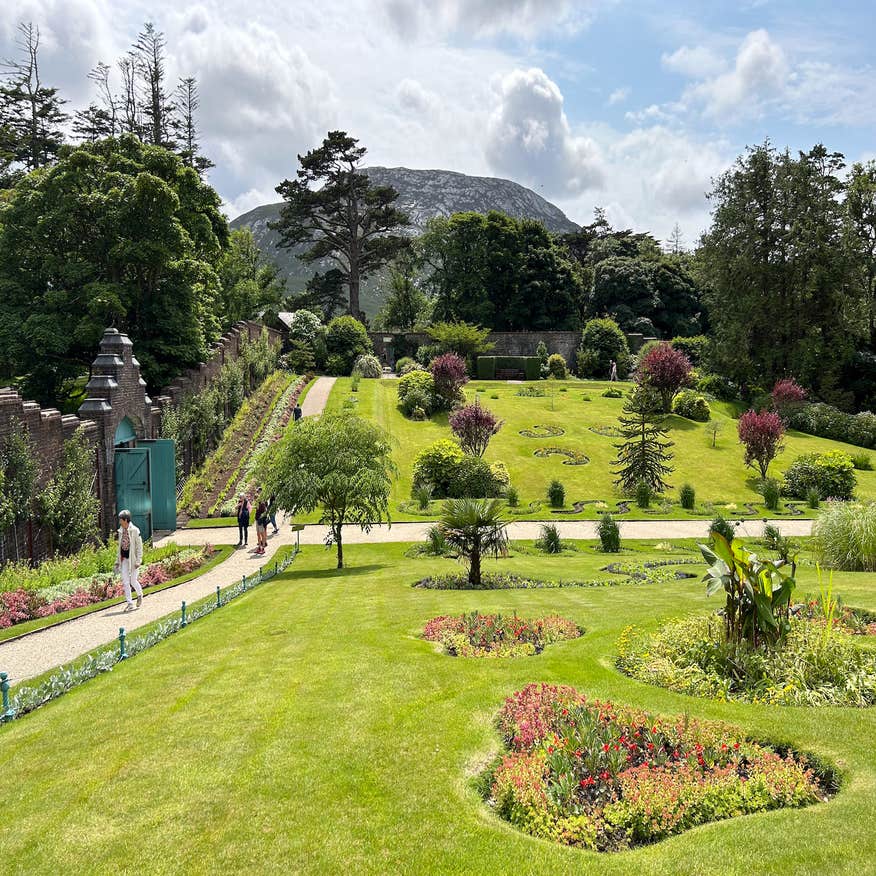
[235,492,279,554]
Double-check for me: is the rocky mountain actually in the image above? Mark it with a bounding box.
[230,166,580,317]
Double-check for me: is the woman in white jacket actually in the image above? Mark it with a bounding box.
[115,510,144,611]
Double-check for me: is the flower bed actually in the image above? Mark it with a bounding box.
[519,425,565,438]
[617,614,876,707]
[533,447,590,465]
[0,546,217,629]
[423,613,581,657]
[483,683,829,851]
[795,599,876,635]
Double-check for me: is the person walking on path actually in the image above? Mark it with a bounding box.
[236,494,251,548]
[255,500,269,554]
[268,493,279,534]
[293,402,303,422]
[115,510,144,612]
[609,359,618,382]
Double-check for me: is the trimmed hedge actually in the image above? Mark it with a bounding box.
[476,356,540,381]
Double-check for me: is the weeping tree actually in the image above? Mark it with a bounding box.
[439,497,509,587]
[613,387,674,494]
[255,414,394,568]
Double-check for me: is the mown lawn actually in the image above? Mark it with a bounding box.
[1,540,874,874]
[323,377,876,521]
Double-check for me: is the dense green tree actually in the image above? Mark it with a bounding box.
[591,256,658,335]
[0,135,228,401]
[613,388,674,494]
[845,160,876,347]
[0,425,39,561]
[255,414,394,568]
[216,229,286,324]
[377,254,430,330]
[422,211,584,330]
[426,321,494,359]
[273,131,411,318]
[700,142,861,400]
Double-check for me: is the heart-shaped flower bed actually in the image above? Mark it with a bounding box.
[533,447,590,465]
[484,683,832,851]
[519,424,566,438]
[422,612,581,657]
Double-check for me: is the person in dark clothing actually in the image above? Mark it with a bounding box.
[255,500,269,554]
[236,495,251,547]
[293,403,303,422]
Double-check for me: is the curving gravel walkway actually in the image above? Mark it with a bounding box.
[0,538,288,685]
[300,375,336,417]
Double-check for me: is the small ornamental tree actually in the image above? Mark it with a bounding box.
[771,378,807,421]
[637,342,692,413]
[613,387,674,494]
[439,497,509,587]
[430,352,468,410]
[449,402,502,457]
[255,414,394,568]
[738,409,785,479]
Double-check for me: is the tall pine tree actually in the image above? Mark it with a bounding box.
[613,387,674,494]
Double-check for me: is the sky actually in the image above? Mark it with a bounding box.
[2,0,875,244]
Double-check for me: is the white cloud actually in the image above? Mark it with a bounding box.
[684,29,788,119]
[661,44,726,78]
[607,86,630,105]
[381,0,605,41]
[624,103,673,123]
[395,78,440,114]
[484,67,604,196]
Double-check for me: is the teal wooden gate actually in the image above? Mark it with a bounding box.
[115,447,152,540]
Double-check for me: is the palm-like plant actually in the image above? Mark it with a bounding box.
[439,497,509,587]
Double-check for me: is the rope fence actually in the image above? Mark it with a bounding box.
[1,550,299,725]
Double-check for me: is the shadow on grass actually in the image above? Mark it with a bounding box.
[285,563,388,581]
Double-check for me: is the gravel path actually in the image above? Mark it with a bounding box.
[300,376,336,417]
[0,537,288,685]
[156,517,813,548]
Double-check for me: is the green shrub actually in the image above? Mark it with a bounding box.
[547,354,567,380]
[579,317,631,378]
[505,485,519,507]
[394,356,417,374]
[449,455,500,499]
[679,483,695,510]
[672,389,711,422]
[325,316,372,372]
[516,385,545,397]
[761,478,780,510]
[353,354,382,378]
[782,451,856,501]
[489,461,511,496]
[710,515,735,543]
[602,388,622,398]
[696,373,739,402]
[425,525,448,556]
[413,483,433,511]
[324,354,348,376]
[412,440,465,497]
[788,402,876,449]
[851,452,873,471]
[807,487,820,509]
[813,502,876,571]
[670,335,711,367]
[634,481,652,508]
[350,371,361,392]
[416,343,441,366]
[547,479,565,508]
[597,513,620,552]
[397,369,435,417]
[535,523,563,554]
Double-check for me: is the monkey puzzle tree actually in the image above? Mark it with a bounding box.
[613,387,674,494]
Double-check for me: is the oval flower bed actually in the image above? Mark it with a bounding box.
[422,612,581,657]
[617,615,876,707]
[0,545,217,629]
[483,683,830,851]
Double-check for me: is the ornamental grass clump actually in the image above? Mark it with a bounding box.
[484,683,826,851]
[597,513,621,553]
[813,501,876,571]
[535,523,564,554]
[423,613,581,657]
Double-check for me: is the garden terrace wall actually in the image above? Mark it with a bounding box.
[0,320,281,561]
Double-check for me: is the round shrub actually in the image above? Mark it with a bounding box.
[449,455,506,499]
[597,512,620,552]
[579,317,631,378]
[670,335,711,367]
[398,369,435,417]
[602,388,622,398]
[547,479,565,508]
[696,372,739,402]
[782,451,856,501]
[429,352,468,410]
[547,353,567,380]
[398,358,423,376]
[412,439,465,497]
[325,315,372,372]
[353,354,382,378]
[679,483,695,510]
[814,502,876,571]
[672,388,711,422]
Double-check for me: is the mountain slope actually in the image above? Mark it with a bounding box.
[230,166,580,317]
